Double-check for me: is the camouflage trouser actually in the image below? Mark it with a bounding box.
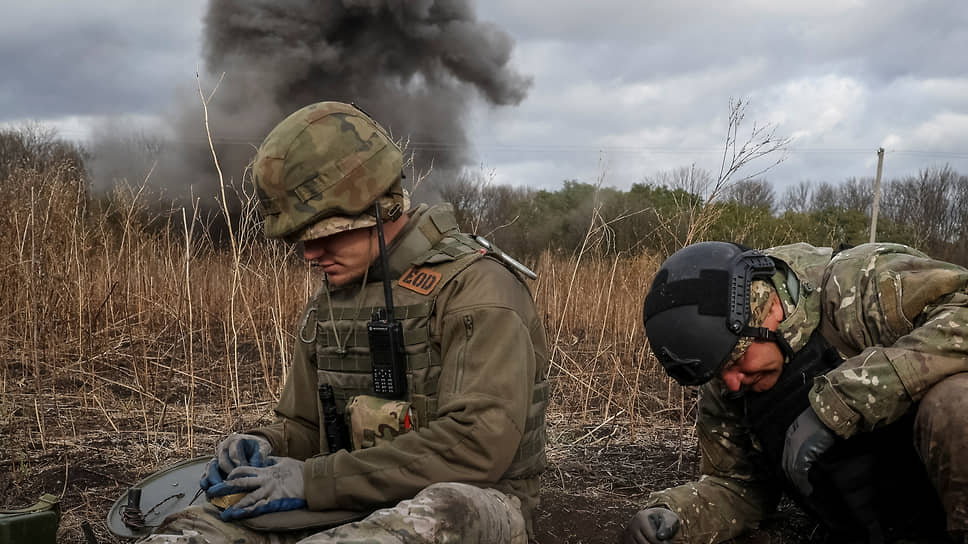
[915,372,968,538]
[139,482,527,544]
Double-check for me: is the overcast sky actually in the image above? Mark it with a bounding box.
[3,0,967,195]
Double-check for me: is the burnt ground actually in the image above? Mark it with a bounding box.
[1,406,821,544]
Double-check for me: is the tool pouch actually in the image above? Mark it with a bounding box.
[346,395,416,450]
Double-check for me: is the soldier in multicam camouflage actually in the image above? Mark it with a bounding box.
[629,241,968,544]
[140,102,549,544]
[142,483,525,544]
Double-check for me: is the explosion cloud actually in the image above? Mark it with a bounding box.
[180,0,531,199]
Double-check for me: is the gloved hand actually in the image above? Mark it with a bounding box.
[199,433,272,491]
[782,407,837,496]
[208,456,307,521]
[625,507,680,543]
[199,457,227,492]
[216,433,272,473]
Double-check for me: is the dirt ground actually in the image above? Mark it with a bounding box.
[0,405,822,544]
[531,416,820,544]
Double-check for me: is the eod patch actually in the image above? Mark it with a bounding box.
[398,267,442,295]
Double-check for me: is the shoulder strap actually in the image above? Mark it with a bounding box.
[404,230,531,299]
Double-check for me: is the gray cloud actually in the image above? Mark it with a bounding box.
[463,1,968,191]
[2,0,967,198]
[0,2,204,121]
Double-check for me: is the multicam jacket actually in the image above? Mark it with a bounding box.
[645,242,968,543]
[249,203,550,537]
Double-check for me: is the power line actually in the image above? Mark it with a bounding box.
[15,127,968,159]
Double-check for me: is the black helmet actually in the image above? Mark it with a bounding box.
[643,242,776,385]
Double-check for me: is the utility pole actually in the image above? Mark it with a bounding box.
[870,147,885,243]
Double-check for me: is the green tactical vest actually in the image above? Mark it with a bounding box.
[305,206,548,480]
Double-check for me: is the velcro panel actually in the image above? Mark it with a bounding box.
[410,395,439,421]
[318,355,372,373]
[429,208,459,234]
[331,302,431,321]
[644,269,729,318]
[318,324,429,349]
[442,244,473,258]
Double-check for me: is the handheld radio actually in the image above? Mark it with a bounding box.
[368,202,408,398]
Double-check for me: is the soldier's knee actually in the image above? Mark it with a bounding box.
[416,483,520,512]
[140,504,240,544]
[408,483,487,522]
[915,373,968,454]
[416,482,484,501]
[408,483,524,543]
[914,373,968,533]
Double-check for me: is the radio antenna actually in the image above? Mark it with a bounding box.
[373,202,395,320]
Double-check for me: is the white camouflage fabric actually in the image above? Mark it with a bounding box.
[141,482,526,544]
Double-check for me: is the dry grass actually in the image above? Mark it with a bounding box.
[1,93,815,541]
[1,163,687,453]
[2,164,805,543]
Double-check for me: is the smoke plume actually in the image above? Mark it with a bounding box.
[153,0,532,206]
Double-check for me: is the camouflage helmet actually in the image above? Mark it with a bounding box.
[252,101,407,241]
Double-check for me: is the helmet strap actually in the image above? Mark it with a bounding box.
[382,199,404,222]
[376,178,407,221]
[740,325,795,359]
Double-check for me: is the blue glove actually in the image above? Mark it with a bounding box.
[199,457,226,492]
[210,456,307,521]
[782,407,837,496]
[199,433,272,491]
[216,433,272,473]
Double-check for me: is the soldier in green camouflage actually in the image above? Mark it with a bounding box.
[627,241,968,544]
[141,102,549,544]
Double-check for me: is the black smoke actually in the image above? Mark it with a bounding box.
[164,0,532,205]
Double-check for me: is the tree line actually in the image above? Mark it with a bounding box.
[442,164,968,266]
[4,125,967,266]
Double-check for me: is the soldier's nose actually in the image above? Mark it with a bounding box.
[302,240,328,261]
[722,371,744,392]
